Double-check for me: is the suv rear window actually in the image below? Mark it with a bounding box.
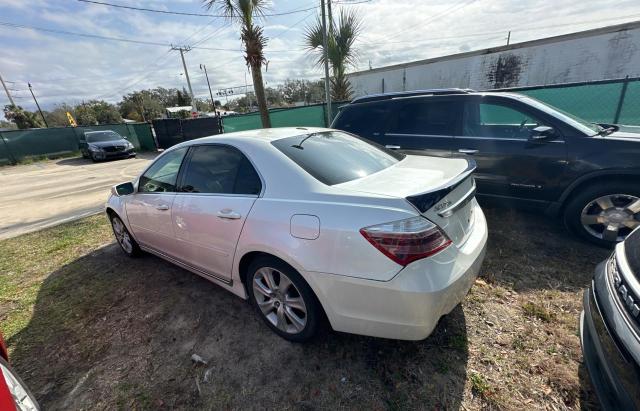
[272,131,404,185]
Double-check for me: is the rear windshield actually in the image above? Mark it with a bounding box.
[85,131,122,143]
[272,131,404,185]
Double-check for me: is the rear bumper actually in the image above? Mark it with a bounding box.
[305,203,488,340]
[580,262,640,410]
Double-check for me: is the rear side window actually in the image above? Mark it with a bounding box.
[332,103,391,139]
[272,131,403,185]
[179,145,261,195]
[387,99,458,135]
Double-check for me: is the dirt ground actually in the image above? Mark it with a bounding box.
[0,154,154,240]
[0,205,609,410]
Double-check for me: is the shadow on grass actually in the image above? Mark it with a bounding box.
[9,243,469,410]
[480,203,610,293]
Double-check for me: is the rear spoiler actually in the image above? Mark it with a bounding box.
[406,159,477,214]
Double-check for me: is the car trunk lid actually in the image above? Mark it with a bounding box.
[336,155,477,246]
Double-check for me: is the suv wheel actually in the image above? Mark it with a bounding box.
[247,257,321,342]
[564,182,640,246]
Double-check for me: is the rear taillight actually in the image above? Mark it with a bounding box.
[360,216,452,266]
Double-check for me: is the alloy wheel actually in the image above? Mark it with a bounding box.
[252,267,307,334]
[580,194,640,242]
[111,216,133,254]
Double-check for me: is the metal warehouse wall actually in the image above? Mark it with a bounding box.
[348,21,640,96]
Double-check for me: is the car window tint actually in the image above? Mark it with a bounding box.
[463,102,548,139]
[272,131,403,185]
[332,103,391,139]
[387,100,457,135]
[139,147,187,193]
[180,145,261,195]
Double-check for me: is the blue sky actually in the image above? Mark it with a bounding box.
[1,0,640,114]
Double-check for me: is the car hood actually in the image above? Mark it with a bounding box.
[605,127,640,141]
[88,139,129,147]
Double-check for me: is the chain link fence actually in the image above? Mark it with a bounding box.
[492,76,640,126]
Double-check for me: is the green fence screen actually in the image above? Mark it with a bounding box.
[223,104,328,133]
[495,77,640,126]
[0,122,156,165]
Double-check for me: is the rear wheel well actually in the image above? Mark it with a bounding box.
[561,174,639,211]
[237,251,330,327]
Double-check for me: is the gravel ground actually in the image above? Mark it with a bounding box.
[0,205,609,410]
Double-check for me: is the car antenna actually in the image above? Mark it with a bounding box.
[291,133,317,150]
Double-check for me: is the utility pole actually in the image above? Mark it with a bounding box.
[28,83,48,127]
[327,0,333,29]
[200,64,218,116]
[506,31,511,45]
[321,0,332,126]
[172,45,198,114]
[0,73,15,106]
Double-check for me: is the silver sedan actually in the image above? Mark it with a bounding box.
[106,127,487,342]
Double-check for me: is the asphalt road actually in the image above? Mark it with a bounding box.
[0,153,156,240]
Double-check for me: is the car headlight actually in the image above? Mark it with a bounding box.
[125,141,133,149]
[88,145,103,152]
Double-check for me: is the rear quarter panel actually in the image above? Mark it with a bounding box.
[235,195,417,282]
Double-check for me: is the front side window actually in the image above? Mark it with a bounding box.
[462,101,550,140]
[272,131,404,185]
[179,145,261,195]
[138,147,187,193]
[387,100,458,136]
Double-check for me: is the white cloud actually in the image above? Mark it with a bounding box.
[1,0,639,114]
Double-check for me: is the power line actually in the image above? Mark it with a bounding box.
[0,20,300,52]
[77,0,318,18]
[359,15,640,49]
[362,0,480,43]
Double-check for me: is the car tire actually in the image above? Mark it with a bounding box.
[0,357,40,410]
[109,214,142,257]
[564,181,640,247]
[90,152,98,162]
[247,256,322,342]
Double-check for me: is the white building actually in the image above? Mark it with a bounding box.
[348,21,640,97]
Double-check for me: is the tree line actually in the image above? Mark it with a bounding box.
[1,78,327,130]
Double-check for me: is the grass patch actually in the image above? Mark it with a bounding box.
[522,301,556,323]
[0,214,112,342]
[12,151,81,166]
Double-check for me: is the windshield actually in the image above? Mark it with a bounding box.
[272,131,404,185]
[85,131,123,143]
[516,95,602,135]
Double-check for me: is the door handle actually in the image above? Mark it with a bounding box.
[156,204,170,211]
[458,148,479,155]
[385,145,401,150]
[217,210,241,220]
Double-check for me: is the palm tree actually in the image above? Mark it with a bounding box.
[202,0,271,128]
[305,9,362,101]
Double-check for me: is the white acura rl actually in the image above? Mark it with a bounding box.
[106,127,487,342]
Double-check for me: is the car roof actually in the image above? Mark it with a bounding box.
[84,130,117,134]
[174,127,333,148]
[348,90,527,105]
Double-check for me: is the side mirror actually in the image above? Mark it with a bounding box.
[529,126,555,141]
[112,182,135,196]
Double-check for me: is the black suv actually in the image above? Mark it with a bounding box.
[332,89,640,246]
[581,226,640,409]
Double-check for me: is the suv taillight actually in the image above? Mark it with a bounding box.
[360,216,452,266]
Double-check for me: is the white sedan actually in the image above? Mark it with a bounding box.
[106,127,487,342]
